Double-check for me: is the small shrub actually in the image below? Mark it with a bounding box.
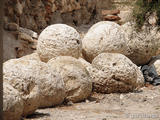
[133,0,160,30]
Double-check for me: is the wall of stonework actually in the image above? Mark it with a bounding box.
[4,0,113,33]
[3,0,136,62]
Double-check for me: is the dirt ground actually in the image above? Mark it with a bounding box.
[24,86,160,120]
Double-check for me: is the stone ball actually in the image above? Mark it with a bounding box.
[3,59,41,116]
[82,21,130,62]
[3,58,66,112]
[79,57,144,92]
[47,56,92,103]
[37,64,66,108]
[91,53,142,93]
[37,24,81,62]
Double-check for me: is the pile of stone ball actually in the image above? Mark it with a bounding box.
[3,21,160,120]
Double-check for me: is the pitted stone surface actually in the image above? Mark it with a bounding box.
[91,53,141,93]
[37,24,81,62]
[48,56,92,102]
[3,82,24,120]
[82,21,129,62]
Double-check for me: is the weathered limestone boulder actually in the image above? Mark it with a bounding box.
[48,56,92,103]
[3,58,66,112]
[121,22,160,65]
[82,21,130,62]
[154,60,160,75]
[91,53,142,93]
[37,65,66,108]
[37,24,81,62]
[79,57,144,91]
[3,59,40,116]
[3,82,24,120]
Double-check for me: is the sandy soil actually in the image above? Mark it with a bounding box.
[24,86,160,120]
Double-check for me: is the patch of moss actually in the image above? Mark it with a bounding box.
[133,0,160,30]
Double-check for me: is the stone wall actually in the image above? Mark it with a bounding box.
[3,0,136,62]
[4,0,113,33]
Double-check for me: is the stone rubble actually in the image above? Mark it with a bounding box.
[3,0,160,119]
[2,15,160,120]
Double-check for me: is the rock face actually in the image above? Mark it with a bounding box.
[82,21,130,62]
[3,82,24,120]
[3,59,40,116]
[37,24,81,62]
[4,0,113,33]
[48,56,92,103]
[91,53,141,93]
[154,60,160,75]
[122,22,160,66]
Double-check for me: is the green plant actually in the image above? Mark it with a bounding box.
[133,0,160,30]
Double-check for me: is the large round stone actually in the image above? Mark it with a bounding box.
[79,57,144,87]
[91,53,143,93]
[121,22,160,65]
[82,21,129,62]
[37,64,66,108]
[3,58,66,112]
[37,24,81,62]
[3,59,41,116]
[3,82,24,120]
[48,56,92,103]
